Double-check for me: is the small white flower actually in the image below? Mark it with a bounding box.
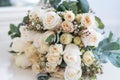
[83,51,95,66]
[60,33,73,44]
[46,62,58,72]
[64,11,75,22]
[48,44,63,55]
[12,37,26,52]
[14,54,32,69]
[81,29,102,47]
[61,21,74,32]
[64,66,82,80]
[43,11,62,30]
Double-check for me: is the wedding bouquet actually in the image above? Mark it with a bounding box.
[8,0,120,80]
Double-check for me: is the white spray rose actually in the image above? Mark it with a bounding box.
[81,29,102,47]
[64,11,75,22]
[79,13,98,29]
[32,63,41,73]
[60,33,73,44]
[64,66,82,80]
[83,51,95,66]
[43,11,62,30]
[61,21,74,32]
[48,44,63,55]
[14,54,32,69]
[12,37,26,52]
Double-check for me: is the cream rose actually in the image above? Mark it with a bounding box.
[32,63,41,73]
[83,51,95,66]
[81,29,102,47]
[14,54,32,69]
[80,13,98,29]
[49,44,63,55]
[64,66,82,80]
[43,11,62,30]
[64,11,75,22]
[60,33,73,44]
[46,62,58,72]
[12,37,26,52]
[24,42,37,57]
[61,21,74,32]
[46,54,62,66]
[73,37,82,45]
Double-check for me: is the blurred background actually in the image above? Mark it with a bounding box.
[0,0,120,80]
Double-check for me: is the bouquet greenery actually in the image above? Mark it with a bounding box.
[8,0,120,80]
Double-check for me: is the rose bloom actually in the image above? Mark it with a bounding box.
[12,37,26,52]
[14,54,32,69]
[61,21,74,32]
[24,42,37,58]
[60,33,73,44]
[20,26,37,41]
[64,66,82,80]
[43,11,62,30]
[83,51,95,66]
[63,44,82,66]
[73,37,82,45]
[32,63,41,73]
[49,44,63,55]
[81,29,102,47]
[46,62,58,72]
[64,11,75,22]
[46,54,62,66]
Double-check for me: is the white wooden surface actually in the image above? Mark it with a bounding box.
[0,0,120,79]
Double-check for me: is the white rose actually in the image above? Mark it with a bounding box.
[83,51,95,66]
[81,29,102,47]
[64,66,82,80]
[61,21,74,32]
[46,62,58,72]
[12,37,26,52]
[43,11,62,30]
[20,26,37,41]
[63,44,82,55]
[63,44,82,66]
[80,13,98,29]
[32,63,41,73]
[60,33,73,44]
[64,11,75,22]
[24,42,37,57]
[14,54,32,69]
[49,44,63,55]
[46,54,62,66]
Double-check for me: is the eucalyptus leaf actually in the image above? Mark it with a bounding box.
[77,0,90,13]
[95,16,104,29]
[23,15,29,24]
[108,53,120,67]
[45,34,56,43]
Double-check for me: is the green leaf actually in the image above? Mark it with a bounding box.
[94,32,120,67]
[77,0,90,13]
[57,1,78,14]
[108,53,120,67]
[49,0,61,9]
[23,15,29,24]
[8,24,21,39]
[45,34,56,43]
[95,16,105,29]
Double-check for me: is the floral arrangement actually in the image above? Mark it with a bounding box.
[8,0,120,80]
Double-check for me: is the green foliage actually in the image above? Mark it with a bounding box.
[77,0,90,13]
[95,16,104,29]
[49,0,61,9]
[23,15,29,24]
[57,1,78,14]
[94,32,120,67]
[8,24,21,39]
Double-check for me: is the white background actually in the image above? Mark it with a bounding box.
[0,0,120,80]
